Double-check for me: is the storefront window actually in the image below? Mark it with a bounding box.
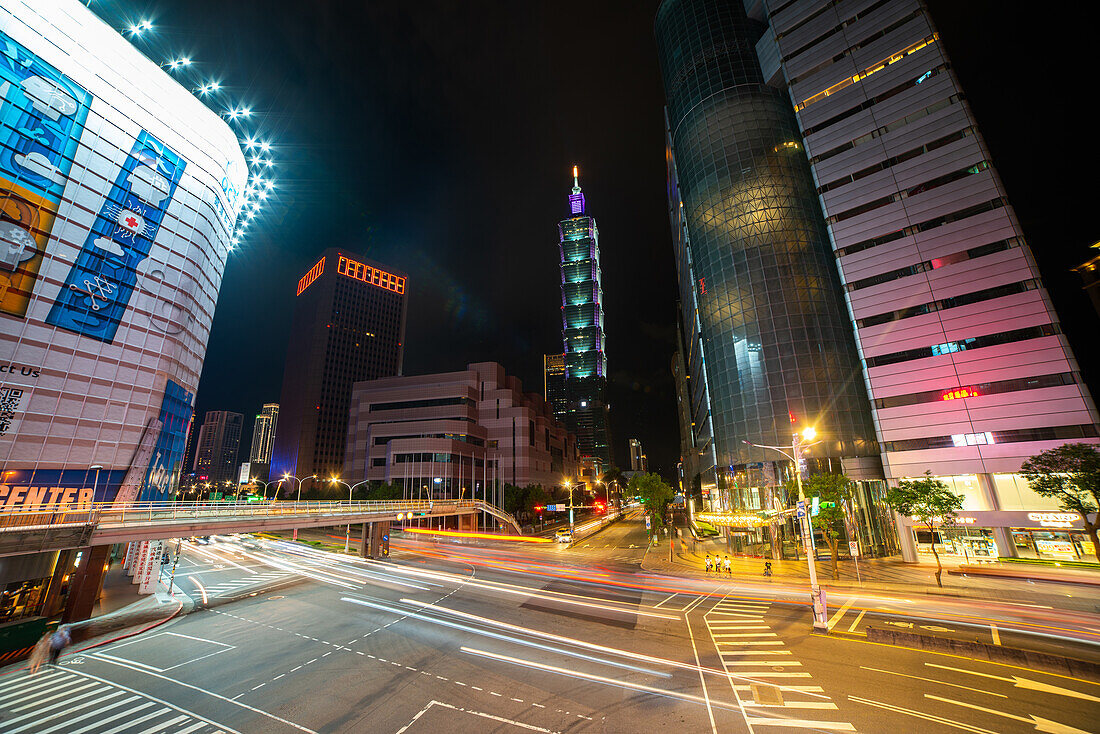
[1011,529,1096,562]
[993,474,1064,512]
[0,577,48,624]
[914,526,997,562]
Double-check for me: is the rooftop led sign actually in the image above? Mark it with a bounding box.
[337,255,405,295]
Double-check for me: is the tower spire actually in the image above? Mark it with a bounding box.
[568,165,586,214]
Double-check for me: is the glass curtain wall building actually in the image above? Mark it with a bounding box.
[558,168,612,476]
[758,0,1100,561]
[656,0,885,550]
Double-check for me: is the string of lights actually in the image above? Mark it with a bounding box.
[99,11,277,253]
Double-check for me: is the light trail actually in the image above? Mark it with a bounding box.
[401,527,551,543]
[398,598,832,700]
[190,577,208,605]
[231,550,358,589]
[371,563,680,620]
[341,596,669,677]
[460,646,743,711]
[186,544,258,574]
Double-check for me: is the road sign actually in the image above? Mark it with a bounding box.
[849,540,860,557]
[645,516,651,530]
[811,496,820,516]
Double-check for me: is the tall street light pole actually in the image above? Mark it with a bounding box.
[283,474,315,541]
[330,477,371,553]
[743,427,828,630]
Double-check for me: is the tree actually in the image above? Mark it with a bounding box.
[601,466,625,503]
[629,472,675,534]
[1020,443,1100,560]
[885,471,963,587]
[803,473,854,580]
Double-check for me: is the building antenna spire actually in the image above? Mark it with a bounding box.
[572,165,581,194]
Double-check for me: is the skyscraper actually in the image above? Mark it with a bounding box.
[248,403,279,478]
[629,438,648,473]
[758,0,1099,561]
[657,0,1100,563]
[558,167,613,478]
[656,0,883,518]
[192,411,244,484]
[543,353,567,425]
[270,248,407,485]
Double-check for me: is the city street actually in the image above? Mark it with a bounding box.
[2,513,1098,733]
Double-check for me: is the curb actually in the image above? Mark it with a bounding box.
[837,626,1100,683]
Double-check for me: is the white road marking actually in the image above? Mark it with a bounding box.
[847,610,866,633]
[850,695,997,734]
[394,700,559,734]
[927,694,1092,733]
[85,653,312,732]
[743,716,854,730]
[860,666,1007,697]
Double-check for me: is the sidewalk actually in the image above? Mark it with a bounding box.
[640,539,1100,605]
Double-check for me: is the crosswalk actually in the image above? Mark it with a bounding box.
[197,571,289,598]
[704,594,855,731]
[0,666,232,733]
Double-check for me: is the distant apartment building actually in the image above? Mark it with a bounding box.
[192,411,244,484]
[248,403,279,479]
[344,362,578,500]
[628,438,648,473]
[270,248,407,485]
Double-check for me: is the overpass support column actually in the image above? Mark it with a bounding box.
[367,522,391,559]
[458,514,476,533]
[359,523,371,558]
[61,545,111,623]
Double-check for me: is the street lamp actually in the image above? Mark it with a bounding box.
[250,478,277,501]
[282,473,316,503]
[330,477,371,553]
[564,479,575,536]
[743,426,827,630]
[89,465,103,506]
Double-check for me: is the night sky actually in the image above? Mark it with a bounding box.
[93,2,1097,479]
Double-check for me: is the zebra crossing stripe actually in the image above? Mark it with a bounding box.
[9,680,99,711]
[63,699,157,734]
[2,686,123,730]
[28,694,143,734]
[0,671,66,702]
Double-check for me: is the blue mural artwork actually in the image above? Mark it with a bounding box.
[46,130,186,342]
[1,31,92,317]
[139,378,194,502]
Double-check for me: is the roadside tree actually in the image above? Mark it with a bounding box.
[628,472,674,535]
[803,473,854,580]
[885,471,963,587]
[1020,443,1100,560]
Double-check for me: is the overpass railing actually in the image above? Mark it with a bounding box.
[0,499,515,532]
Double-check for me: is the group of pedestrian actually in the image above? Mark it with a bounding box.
[704,553,732,576]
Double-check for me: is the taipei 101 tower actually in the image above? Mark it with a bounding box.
[558,167,613,479]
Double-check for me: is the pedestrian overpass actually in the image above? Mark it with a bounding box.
[0,499,523,558]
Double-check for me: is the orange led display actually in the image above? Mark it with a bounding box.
[941,387,979,401]
[296,256,325,295]
[337,255,406,295]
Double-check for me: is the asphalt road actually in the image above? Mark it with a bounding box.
[1,514,1097,733]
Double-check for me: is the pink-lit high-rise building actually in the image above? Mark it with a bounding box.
[658,0,1100,562]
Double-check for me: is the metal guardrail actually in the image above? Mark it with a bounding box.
[0,499,519,533]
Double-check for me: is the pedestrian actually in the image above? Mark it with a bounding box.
[47,625,71,665]
[704,554,712,574]
[763,560,772,577]
[723,555,731,575]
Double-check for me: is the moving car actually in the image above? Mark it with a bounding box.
[555,529,573,544]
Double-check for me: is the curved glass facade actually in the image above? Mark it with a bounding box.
[656,0,878,471]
